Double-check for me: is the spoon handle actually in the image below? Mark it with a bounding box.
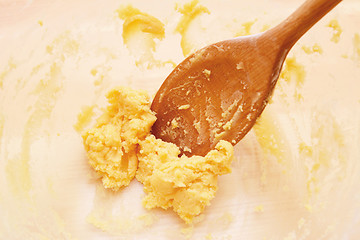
[265,0,342,50]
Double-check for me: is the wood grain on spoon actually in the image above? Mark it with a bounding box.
[151,0,342,156]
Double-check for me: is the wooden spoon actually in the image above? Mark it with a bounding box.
[151,0,342,156]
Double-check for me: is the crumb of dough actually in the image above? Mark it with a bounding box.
[214,130,226,140]
[90,68,98,76]
[223,120,233,131]
[301,43,323,54]
[235,20,257,37]
[254,205,264,213]
[327,19,342,43]
[183,146,192,153]
[171,118,179,129]
[83,87,234,223]
[236,62,244,70]
[194,120,201,133]
[203,69,211,79]
[82,87,156,190]
[178,104,190,110]
[280,57,305,87]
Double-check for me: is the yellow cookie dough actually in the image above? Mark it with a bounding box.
[137,136,233,223]
[83,87,234,223]
[82,87,156,190]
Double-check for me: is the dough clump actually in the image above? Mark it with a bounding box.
[83,87,234,223]
[83,87,156,190]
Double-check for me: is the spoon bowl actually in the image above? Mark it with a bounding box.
[151,0,342,156]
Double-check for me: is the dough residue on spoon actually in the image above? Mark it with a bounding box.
[82,87,234,224]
